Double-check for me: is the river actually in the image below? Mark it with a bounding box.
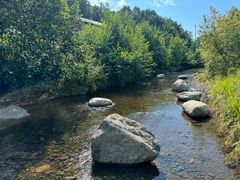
[0,73,237,180]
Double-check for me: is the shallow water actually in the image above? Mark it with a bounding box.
[0,74,237,180]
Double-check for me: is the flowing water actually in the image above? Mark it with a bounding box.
[0,73,237,180]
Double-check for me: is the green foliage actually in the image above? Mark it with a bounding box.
[167,36,189,71]
[77,12,156,87]
[209,71,240,168]
[137,22,168,69]
[199,7,240,77]
[0,0,198,95]
[210,72,240,121]
[199,7,240,169]
[0,0,80,91]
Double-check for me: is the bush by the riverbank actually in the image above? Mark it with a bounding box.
[1,0,201,97]
[198,72,240,170]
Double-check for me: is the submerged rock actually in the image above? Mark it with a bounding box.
[172,79,189,92]
[88,97,113,107]
[91,114,160,165]
[35,165,51,173]
[182,100,211,118]
[177,91,202,102]
[0,105,29,120]
[157,74,165,78]
[177,75,188,80]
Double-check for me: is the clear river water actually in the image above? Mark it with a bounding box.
[0,73,237,180]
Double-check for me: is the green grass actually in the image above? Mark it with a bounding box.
[208,71,240,169]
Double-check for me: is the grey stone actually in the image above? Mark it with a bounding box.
[0,105,29,120]
[0,105,29,131]
[91,114,160,165]
[88,97,113,107]
[177,91,202,101]
[157,74,165,78]
[172,79,189,92]
[182,100,211,118]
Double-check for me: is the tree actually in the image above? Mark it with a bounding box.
[199,7,240,77]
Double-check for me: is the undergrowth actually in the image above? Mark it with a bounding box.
[207,71,240,169]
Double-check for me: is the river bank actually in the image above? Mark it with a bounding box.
[183,72,240,177]
[193,73,240,177]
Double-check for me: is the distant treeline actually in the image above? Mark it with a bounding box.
[0,0,202,95]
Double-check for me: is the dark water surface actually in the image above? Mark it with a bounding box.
[0,74,237,180]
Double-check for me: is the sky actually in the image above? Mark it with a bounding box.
[87,0,240,38]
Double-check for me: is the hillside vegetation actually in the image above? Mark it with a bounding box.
[0,0,201,95]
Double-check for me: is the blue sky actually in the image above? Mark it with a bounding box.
[88,0,240,37]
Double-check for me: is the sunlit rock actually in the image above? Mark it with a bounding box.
[0,105,29,120]
[172,79,189,92]
[157,74,165,78]
[91,114,160,165]
[182,100,211,118]
[177,91,202,101]
[88,97,113,107]
[35,165,51,173]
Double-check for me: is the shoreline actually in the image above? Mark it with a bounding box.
[187,73,240,177]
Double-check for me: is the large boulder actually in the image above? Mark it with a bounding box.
[0,105,29,120]
[88,97,113,107]
[182,100,211,118]
[177,75,188,80]
[177,91,202,102]
[157,74,165,79]
[172,79,189,92]
[91,114,160,165]
[0,105,29,131]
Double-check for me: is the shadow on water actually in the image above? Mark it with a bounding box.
[91,162,162,180]
[181,111,211,124]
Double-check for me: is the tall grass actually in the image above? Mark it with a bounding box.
[209,71,240,168]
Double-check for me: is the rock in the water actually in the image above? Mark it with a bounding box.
[177,75,188,80]
[0,105,29,120]
[157,74,165,78]
[91,114,160,165]
[35,165,51,173]
[177,91,202,102]
[88,97,113,107]
[172,79,189,92]
[182,100,211,118]
[0,105,29,131]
